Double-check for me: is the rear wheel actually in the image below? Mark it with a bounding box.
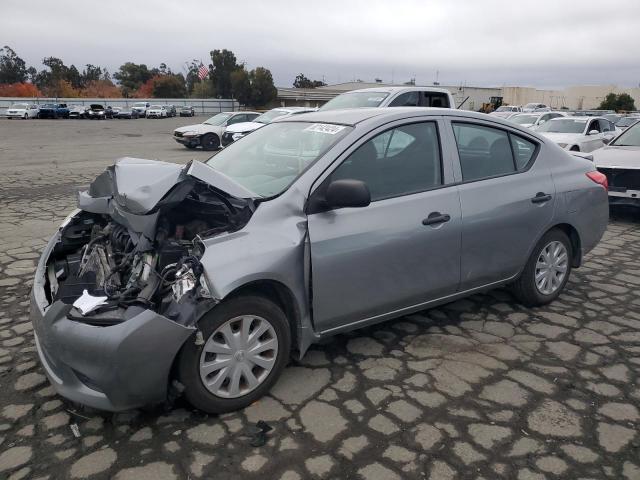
[201,133,220,151]
[512,229,572,307]
[179,295,291,414]
[570,145,580,152]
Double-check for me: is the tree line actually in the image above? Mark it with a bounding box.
[0,46,324,107]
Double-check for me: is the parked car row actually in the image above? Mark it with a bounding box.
[3,102,199,119]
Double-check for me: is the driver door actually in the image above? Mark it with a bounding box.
[307,120,461,333]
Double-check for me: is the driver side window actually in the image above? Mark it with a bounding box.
[330,122,442,201]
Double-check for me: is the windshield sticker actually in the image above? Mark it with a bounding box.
[304,123,346,135]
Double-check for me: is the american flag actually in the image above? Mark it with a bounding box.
[197,63,209,80]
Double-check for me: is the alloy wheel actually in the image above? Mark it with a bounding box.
[199,315,278,398]
[535,240,568,295]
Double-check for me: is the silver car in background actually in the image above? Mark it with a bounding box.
[593,119,640,208]
[30,107,608,414]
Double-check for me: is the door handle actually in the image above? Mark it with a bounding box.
[531,192,552,204]
[422,212,451,226]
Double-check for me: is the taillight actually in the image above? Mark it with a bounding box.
[586,171,608,191]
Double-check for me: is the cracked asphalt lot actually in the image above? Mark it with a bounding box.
[1,119,639,479]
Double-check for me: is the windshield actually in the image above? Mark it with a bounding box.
[11,103,28,109]
[206,122,352,197]
[511,114,539,125]
[90,104,103,109]
[42,104,55,108]
[495,106,513,112]
[611,121,640,146]
[617,117,639,128]
[321,91,389,110]
[537,119,587,133]
[255,110,289,124]
[150,105,162,109]
[204,113,232,126]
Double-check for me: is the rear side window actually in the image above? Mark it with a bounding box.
[452,123,537,182]
[389,91,420,107]
[331,122,442,201]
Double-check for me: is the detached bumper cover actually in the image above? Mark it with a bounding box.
[30,235,195,411]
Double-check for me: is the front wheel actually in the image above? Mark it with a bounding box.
[179,295,291,414]
[512,229,572,307]
[200,133,220,151]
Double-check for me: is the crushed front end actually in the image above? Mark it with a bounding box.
[30,158,255,411]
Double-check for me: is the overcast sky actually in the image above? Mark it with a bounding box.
[3,0,640,89]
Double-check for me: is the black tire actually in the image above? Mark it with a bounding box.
[185,144,197,149]
[178,295,291,414]
[23,113,27,120]
[570,146,580,152]
[512,228,572,307]
[201,133,220,151]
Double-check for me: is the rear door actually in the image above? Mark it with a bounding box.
[447,118,555,290]
[307,118,461,332]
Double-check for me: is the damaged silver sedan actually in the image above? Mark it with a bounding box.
[31,108,609,413]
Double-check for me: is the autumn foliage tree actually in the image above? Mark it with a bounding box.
[0,82,42,97]
[82,79,121,98]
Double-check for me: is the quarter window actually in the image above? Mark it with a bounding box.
[511,135,536,169]
[331,122,442,201]
[452,123,537,181]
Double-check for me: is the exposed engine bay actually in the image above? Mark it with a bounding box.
[44,158,255,326]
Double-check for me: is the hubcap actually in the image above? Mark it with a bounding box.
[535,241,568,295]
[199,315,278,398]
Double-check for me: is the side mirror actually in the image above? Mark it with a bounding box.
[325,179,371,209]
[602,137,611,145]
[588,130,600,136]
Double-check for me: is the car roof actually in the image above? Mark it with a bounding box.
[277,107,528,127]
[339,86,452,95]
[553,116,600,121]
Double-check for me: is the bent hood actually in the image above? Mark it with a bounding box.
[593,146,640,169]
[539,132,583,144]
[225,121,264,134]
[174,123,222,135]
[79,157,256,215]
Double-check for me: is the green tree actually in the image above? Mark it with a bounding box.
[230,68,251,105]
[192,80,215,98]
[67,64,82,89]
[0,46,28,83]
[114,62,153,96]
[81,64,103,87]
[250,67,277,107]
[210,49,239,98]
[152,74,187,98]
[598,92,636,112]
[184,59,202,95]
[35,57,72,96]
[293,73,326,88]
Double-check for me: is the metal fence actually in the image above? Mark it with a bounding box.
[0,97,239,116]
